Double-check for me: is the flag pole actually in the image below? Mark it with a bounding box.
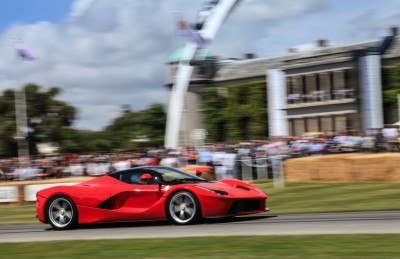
[14,86,30,170]
[13,40,33,170]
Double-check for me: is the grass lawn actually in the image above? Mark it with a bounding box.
[1,181,400,225]
[255,181,400,214]
[1,235,400,258]
[0,204,36,225]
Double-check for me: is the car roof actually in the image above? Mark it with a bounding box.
[109,165,173,176]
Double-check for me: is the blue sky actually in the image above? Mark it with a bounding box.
[0,0,73,33]
[0,0,399,129]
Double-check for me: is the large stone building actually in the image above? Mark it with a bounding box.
[166,28,400,146]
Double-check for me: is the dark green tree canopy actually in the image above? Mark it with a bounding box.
[383,65,400,104]
[202,80,268,143]
[383,64,400,124]
[0,83,166,156]
[0,84,76,156]
[61,103,166,153]
[104,103,166,148]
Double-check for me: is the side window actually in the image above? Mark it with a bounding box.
[119,170,158,185]
[119,170,142,184]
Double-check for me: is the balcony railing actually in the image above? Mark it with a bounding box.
[287,89,356,104]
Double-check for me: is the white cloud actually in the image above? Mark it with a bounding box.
[210,0,329,56]
[234,0,328,22]
[70,0,97,18]
[0,0,337,130]
[0,0,184,130]
[349,8,400,39]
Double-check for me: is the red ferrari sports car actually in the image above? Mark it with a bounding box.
[36,166,268,230]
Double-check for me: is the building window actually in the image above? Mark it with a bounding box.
[289,119,294,136]
[301,76,307,102]
[320,117,333,132]
[293,119,305,136]
[306,118,319,132]
[288,114,360,136]
[287,69,358,105]
[287,77,302,104]
[334,116,347,132]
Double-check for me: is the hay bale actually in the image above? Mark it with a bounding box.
[284,153,400,182]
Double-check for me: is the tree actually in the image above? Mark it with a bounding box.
[103,103,166,149]
[0,84,76,156]
[54,103,167,154]
[383,64,400,123]
[202,81,268,143]
[0,83,166,155]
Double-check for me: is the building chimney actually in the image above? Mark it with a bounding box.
[389,27,398,37]
[244,53,256,59]
[316,39,328,48]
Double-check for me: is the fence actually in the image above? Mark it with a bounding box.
[213,155,286,188]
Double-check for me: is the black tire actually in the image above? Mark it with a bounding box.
[46,195,78,230]
[166,191,201,225]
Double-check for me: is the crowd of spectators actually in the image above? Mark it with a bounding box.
[1,128,400,181]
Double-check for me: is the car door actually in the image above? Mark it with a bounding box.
[110,169,164,220]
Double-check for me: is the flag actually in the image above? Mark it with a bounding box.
[14,43,36,61]
[176,19,206,48]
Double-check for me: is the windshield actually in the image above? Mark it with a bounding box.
[152,166,206,185]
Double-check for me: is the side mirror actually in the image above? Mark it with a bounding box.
[140,173,152,182]
[195,169,203,177]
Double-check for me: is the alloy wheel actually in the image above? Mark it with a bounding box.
[48,197,74,228]
[169,192,197,224]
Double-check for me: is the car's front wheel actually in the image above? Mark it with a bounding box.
[167,191,200,225]
[46,195,78,230]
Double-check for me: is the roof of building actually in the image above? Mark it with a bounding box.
[214,40,381,81]
[383,37,400,59]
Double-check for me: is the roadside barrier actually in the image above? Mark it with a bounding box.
[0,177,92,204]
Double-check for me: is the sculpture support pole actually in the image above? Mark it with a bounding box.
[165,43,197,148]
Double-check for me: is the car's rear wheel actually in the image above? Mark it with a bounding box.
[46,195,78,230]
[167,191,200,225]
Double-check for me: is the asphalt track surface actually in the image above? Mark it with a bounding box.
[1,211,400,243]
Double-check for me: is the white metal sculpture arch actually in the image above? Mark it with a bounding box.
[165,0,242,148]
